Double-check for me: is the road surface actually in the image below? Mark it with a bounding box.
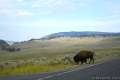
[0,59,120,80]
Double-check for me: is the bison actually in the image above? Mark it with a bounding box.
[73,50,95,64]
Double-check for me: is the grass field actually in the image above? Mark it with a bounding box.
[0,37,120,76]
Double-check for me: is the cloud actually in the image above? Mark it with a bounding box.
[0,0,15,10]
[32,0,95,13]
[0,9,11,16]
[105,0,120,14]
[17,0,24,2]
[0,0,33,17]
[111,5,120,14]
[32,0,72,11]
[0,0,15,16]
[16,10,33,16]
[0,0,95,16]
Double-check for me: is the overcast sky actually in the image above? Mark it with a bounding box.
[0,0,120,41]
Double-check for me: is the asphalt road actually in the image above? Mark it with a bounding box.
[0,59,120,80]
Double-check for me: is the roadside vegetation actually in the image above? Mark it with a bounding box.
[0,37,120,76]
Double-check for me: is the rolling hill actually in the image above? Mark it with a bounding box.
[12,31,120,50]
[0,32,120,76]
[40,31,120,40]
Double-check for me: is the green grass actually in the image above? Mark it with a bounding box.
[0,64,74,76]
[0,37,120,76]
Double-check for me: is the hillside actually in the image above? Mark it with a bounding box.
[40,31,120,40]
[0,36,120,76]
[0,40,10,50]
[13,37,120,51]
[0,40,20,52]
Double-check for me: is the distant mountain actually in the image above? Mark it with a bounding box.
[0,40,10,50]
[40,31,120,40]
[6,41,15,45]
[0,39,21,52]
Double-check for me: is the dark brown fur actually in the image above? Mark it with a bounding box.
[73,50,95,64]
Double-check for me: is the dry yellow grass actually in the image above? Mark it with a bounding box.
[0,37,120,76]
[49,37,105,45]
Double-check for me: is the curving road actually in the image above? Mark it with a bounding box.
[0,59,120,80]
[43,59,120,80]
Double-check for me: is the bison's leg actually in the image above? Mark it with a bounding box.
[84,59,87,64]
[89,58,91,64]
[89,57,94,64]
[81,61,83,64]
[80,60,83,64]
[80,59,86,64]
[80,59,87,64]
[92,58,94,63]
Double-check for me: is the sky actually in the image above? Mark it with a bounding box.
[0,0,120,41]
